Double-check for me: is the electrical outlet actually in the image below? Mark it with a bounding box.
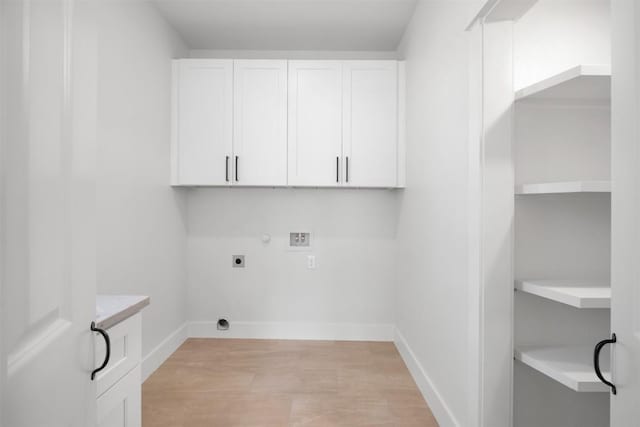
[232,255,245,268]
[290,232,311,247]
[307,255,316,269]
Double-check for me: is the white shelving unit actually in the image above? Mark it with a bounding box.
[515,280,611,308]
[515,65,611,101]
[515,180,611,195]
[515,346,610,392]
[502,2,613,425]
[513,44,612,427]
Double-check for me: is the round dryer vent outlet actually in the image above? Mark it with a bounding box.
[217,318,230,331]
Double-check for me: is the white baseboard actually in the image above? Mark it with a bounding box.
[141,322,188,383]
[394,328,460,427]
[188,320,395,342]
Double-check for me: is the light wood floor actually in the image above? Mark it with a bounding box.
[142,338,439,427]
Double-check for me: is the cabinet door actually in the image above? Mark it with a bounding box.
[288,61,343,186]
[342,61,398,187]
[95,313,141,398]
[96,366,141,427]
[233,60,287,186]
[172,59,233,185]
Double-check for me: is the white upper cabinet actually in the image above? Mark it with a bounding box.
[233,60,288,186]
[172,59,233,185]
[342,61,398,188]
[172,58,404,188]
[288,61,344,186]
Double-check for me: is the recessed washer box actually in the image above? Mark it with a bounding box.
[289,232,311,247]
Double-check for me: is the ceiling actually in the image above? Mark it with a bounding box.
[153,0,418,51]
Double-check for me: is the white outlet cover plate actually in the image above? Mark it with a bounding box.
[307,255,316,269]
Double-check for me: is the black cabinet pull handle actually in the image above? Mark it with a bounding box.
[225,156,229,182]
[235,156,239,182]
[336,157,339,183]
[91,321,110,381]
[346,157,350,183]
[594,333,616,394]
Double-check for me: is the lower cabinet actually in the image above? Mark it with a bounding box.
[97,366,141,427]
[95,313,143,427]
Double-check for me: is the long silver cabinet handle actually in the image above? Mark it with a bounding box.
[346,157,350,183]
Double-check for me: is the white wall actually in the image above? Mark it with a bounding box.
[186,188,398,339]
[183,49,400,339]
[96,1,188,360]
[395,1,472,425]
[514,0,611,90]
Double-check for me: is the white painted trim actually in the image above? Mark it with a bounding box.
[0,0,5,416]
[170,60,179,185]
[397,61,406,188]
[189,49,399,60]
[466,0,501,30]
[188,321,394,342]
[467,20,515,427]
[466,0,539,31]
[141,323,188,383]
[466,19,484,427]
[394,329,460,427]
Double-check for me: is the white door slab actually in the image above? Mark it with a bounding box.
[2,0,97,425]
[611,0,640,423]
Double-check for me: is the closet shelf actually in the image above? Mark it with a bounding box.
[515,345,610,392]
[515,280,610,308]
[466,0,538,30]
[515,64,611,101]
[515,180,611,195]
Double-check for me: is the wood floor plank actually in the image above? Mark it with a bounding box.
[142,338,439,427]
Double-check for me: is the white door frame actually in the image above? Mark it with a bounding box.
[0,0,6,423]
[467,16,515,427]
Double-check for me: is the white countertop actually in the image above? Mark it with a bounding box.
[96,294,150,330]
